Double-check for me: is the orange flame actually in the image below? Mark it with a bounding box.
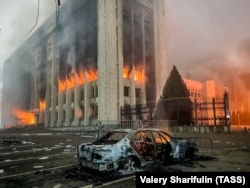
[76,69,84,85]
[58,69,98,92]
[134,69,144,82]
[12,108,35,125]
[123,67,130,79]
[123,67,144,82]
[86,69,98,82]
[59,79,66,91]
[40,100,46,111]
[67,73,75,89]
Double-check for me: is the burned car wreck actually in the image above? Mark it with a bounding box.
[77,128,198,172]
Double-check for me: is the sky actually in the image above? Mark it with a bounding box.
[0,0,67,64]
[165,0,250,82]
[0,0,250,125]
[0,0,66,126]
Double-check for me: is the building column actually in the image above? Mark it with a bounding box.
[33,49,40,111]
[65,29,76,127]
[44,65,51,127]
[141,9,147,120]
[84,82,91,125]
[153,0,168,101]
[130,1,136,120]
[65,89,72,126]
[57,43,64,127]
[117,0,124,120]
[74,83,80,126]
[50,36,58,127]
[97,0,123,124]
[58,92,64,127]
[141,8,146,105]
[34,48,45,124]
[130,66,136,120]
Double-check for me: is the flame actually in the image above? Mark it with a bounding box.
[76,69,84,85]
[155,137,163,143]
[123,66,144,82]
[58,69,98,92]
[40,100,46,111]
[123,67,130,79]
[12,108,35,125]
[86,69,98,81]
[67,73,75,89]
[134,69,144,82]
[59,79,66,91]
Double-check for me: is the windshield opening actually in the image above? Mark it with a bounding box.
[93,131,127,144]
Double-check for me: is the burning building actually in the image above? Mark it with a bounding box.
[1,0,167,128]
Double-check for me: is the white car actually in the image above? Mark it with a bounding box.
[77,128,198,172]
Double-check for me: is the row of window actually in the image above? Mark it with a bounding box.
[46,86,141,107]
[124,86,141,98]
[47,104,98,124]
[190,90,201,98]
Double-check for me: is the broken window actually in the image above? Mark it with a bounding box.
[152,131,172,143]
[131,131,153,157]
[152,131,169,143]
[94,131,127,144]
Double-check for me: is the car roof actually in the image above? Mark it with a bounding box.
[107,128,169,134]
[101,128,173,140]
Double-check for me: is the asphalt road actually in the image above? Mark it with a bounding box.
[0,127,250,188]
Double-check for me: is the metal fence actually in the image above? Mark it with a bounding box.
[120,91,230,127]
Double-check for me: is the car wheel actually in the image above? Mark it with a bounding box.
[185,147,195,159]
[122,157,138,173]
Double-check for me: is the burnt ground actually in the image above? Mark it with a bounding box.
[0,127,250,188]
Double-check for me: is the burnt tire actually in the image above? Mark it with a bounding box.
[122,157,139,173]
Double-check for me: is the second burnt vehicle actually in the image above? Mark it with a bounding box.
[77,128,198,172]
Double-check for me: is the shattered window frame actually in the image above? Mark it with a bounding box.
[94,131,127,144]
[152,131,172,143]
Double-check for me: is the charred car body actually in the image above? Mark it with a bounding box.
[77,128,198,172]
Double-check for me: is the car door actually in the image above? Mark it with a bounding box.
[151,131,177,161]
[131,130,154,159]
[157,131,180,159]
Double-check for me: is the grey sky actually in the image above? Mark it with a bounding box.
[165,0,250,81]
[0,0,66,126]
[1,0,250,77]
[0,0,65,64]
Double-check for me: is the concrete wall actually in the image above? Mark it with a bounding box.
[169,126,231,133]
[1,0,168,128]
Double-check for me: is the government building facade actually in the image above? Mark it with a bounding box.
[1,0,167,128]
